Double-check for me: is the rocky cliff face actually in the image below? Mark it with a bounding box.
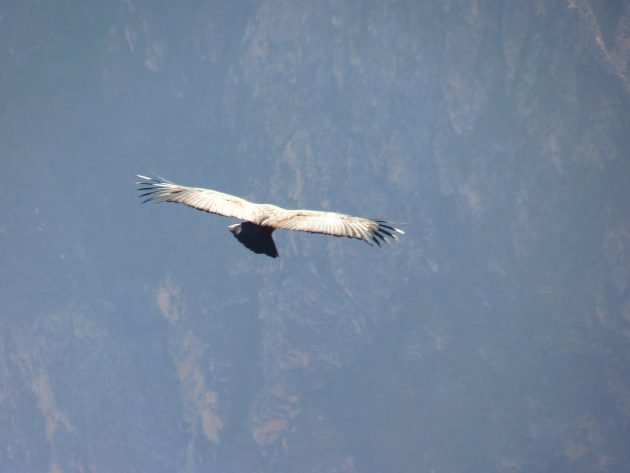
[1,1,629,472]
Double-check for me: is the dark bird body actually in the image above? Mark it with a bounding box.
[137,175,404,257]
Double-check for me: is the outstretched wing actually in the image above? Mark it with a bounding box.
[136,175,259,221]
[267,210,404,246]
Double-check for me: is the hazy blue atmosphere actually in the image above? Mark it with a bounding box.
[2,1,629,472]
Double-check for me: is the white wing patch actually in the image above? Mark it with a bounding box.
[137,175,261,222]
[267,210,404,246]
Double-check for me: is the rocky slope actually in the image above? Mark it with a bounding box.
[1,1,629,472]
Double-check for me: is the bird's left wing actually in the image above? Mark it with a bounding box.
[267,209,404,246]
[136,175,259,221]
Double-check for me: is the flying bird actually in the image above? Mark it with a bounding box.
[137,175,404,258]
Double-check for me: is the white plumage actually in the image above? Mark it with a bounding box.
[137,175,404,257]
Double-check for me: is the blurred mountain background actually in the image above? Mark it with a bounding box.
[1,1,629,472]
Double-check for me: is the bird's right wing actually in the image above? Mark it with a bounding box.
[268,209,404,246]
[136,175,258,221]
